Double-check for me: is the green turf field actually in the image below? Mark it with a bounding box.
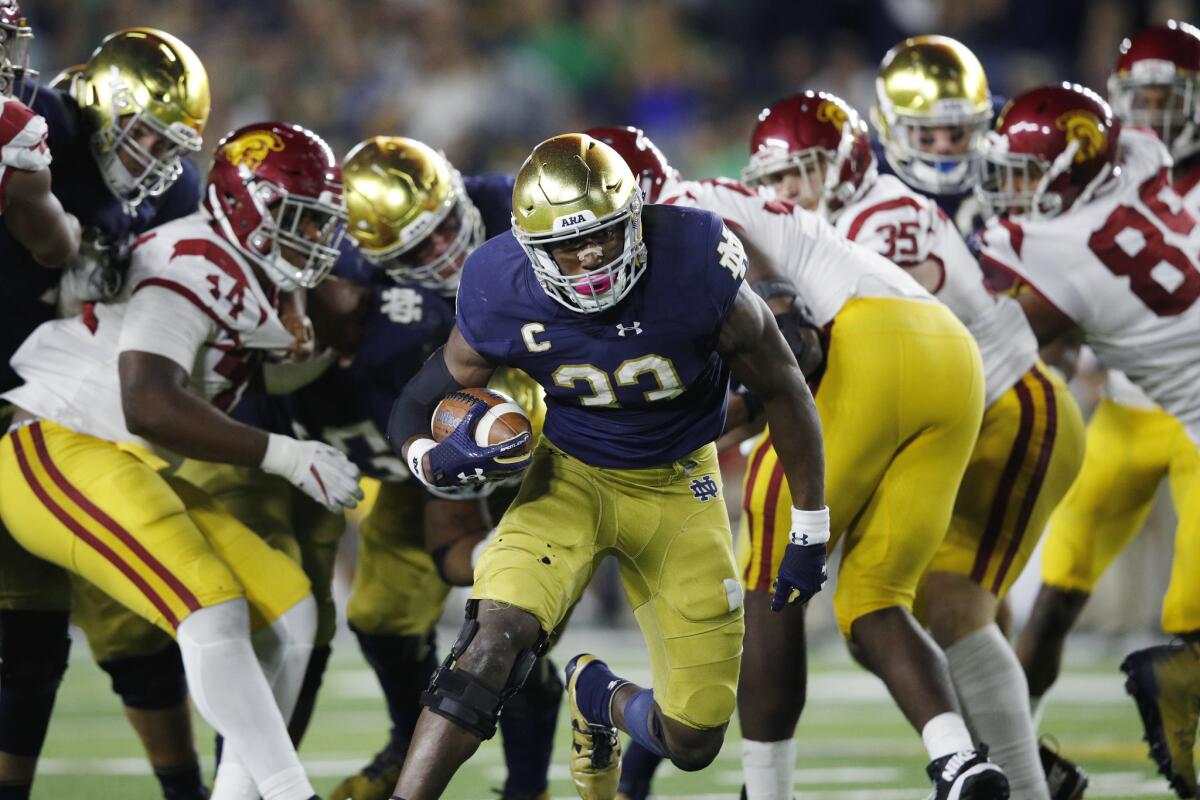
[30,628,1171,799]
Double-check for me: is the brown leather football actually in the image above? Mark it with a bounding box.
[431,388,532,452]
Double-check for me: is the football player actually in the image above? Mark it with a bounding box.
[0,26,208,800]
[740,91,1086,800]
[975,83,1200,799]
[1017,23,1200,793]
[385,133,827,800]
[0,122,361,800]
[595,126,1006,800]
[872,35,995,232]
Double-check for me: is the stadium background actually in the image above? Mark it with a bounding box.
[15,0,1200,797]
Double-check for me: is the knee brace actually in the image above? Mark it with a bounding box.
[504,654,563,718]
[0,610,71,756]
[419,601,545,740]
[98,642,187,711]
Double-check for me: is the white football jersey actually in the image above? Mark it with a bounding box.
[979,129,1200,445]
[833,174,1038,408]
[659,176,929,327]
[5,212,294,450]
[1174,155,1200,221]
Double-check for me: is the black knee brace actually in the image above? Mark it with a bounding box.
[98,642,187,710]
[419,601,545,740]
[504,654,563,718]
[0,610,71,756]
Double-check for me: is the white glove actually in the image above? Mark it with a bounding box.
[260,433,364,512]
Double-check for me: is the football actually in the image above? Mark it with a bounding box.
[431,388,532,453]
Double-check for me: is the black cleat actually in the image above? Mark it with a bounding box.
[926,747,1010,800]
[1121,642,1199,799]
[1039,740,1088,800]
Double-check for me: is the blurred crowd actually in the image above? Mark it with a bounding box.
[24,0,1200,179]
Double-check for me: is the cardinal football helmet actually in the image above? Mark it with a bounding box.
[977,83,1120,219]
[342,136,484,296]
[76,28,209,209]
[511,133,646,314]
[205,122,347,290]
[0,0,35,99]
[743,90,875,220]
[584,126,679,204]
[873,34,992,194]
[1108,21,1200,162]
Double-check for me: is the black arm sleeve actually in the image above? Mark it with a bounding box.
[387,346,465,452]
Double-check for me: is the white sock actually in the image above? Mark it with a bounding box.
[921,712,974,761]
[946,624,1048,800]
[176,599,315,800]
[742,738,796,800]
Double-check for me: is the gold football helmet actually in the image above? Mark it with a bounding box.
[76,28,209,208]
[872,34,992,194]
[343,136,484,296]
[47,62,83,93]
[511,133,646,314]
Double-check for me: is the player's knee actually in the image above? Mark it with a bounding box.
[1031,585,1089,635]
[0,610,71,692]
[99,643,188,710]
[664,727,725,772]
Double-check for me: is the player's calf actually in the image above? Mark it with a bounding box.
[0,609,70,794]
[1017,585,1089,702]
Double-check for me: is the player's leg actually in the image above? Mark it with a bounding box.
[1120,423,1200,799]
[71,576,207,800]
[327,482,447,800]
[1018,400,1167,707]
[168,473,320,799]
[918,363,1085,800]
[0,515,71,800]
[0,420,318,800]
[392,443,596,800]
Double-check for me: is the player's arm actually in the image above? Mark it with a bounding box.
[388,325,529,491]
[119,286,361,510]
[425,495,491,587]
[3,166,81,268]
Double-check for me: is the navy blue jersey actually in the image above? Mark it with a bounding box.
[0,86,202,390]
[464,174,514,238]
[456,204,744,468]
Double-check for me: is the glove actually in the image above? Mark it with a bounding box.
[260,433,364,512]
[771,506,831,611]
[57,227,126,317]
[774,306,827,381]
[407,402,532,490]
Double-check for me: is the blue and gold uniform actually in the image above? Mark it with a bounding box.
[460,203,747,729]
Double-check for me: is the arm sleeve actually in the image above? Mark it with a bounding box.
[708,215,748,322]
[118,285,216,371]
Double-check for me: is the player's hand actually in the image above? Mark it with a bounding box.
[58,228,124,316]
[408,403,532,490]
[770,506,832,612]
[260,433,364,512]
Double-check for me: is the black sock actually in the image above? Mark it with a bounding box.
[0,784,32,800]
[617,739,665,800]
[353,628,437,747]
[155,763,208,800]
[499,655,562,798]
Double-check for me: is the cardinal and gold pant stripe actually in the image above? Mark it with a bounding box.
[742,433,783,594]
[7,422,199,629]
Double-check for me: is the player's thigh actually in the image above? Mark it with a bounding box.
[166,475,311,632]
[471,442,607,634]
[619,446,743,730]
[348,481,449,637]
[1041,401,1170,592]
[0,517,70,612]
[924,363,1085,601]
[174,461,302,561]
[70,574,173,662]
[0,421,244,634]
[1163,435,1200,634]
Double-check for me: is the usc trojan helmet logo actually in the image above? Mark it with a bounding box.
[1055,110,1106,162]
[223,130,285,171]
[816,99,849,131]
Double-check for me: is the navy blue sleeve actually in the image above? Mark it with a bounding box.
[150,158,203,226]
[332,237,376,285]
[704,212,747,323]
[31,86,80,161]
[464,173,515,240]
[453,238,515,366]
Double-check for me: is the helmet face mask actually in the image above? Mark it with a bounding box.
[93,105,200,207]
[511,133,648,315]
[0,6,36,102]
[375,197,484,295]
[1108,21,1200,161]
[875,104,992,194]
[259,190,347,290]
[747,148,830,211]
[977,144,1057,219]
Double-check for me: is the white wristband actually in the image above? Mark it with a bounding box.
[790,505,831,546]
[260,433,295,476]
[406,438,438,486]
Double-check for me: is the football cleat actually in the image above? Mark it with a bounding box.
[565,654,622,800]
[925,746,1010,800]
[1038,739,1088,800]
[491,791,550,800]
[1121,641,1200,798]
[328,739,406,800]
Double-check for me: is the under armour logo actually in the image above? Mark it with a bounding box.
[457,468,486,484]
[690,476,719,501]
[792,532,810,545]
[616,322,643,337]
